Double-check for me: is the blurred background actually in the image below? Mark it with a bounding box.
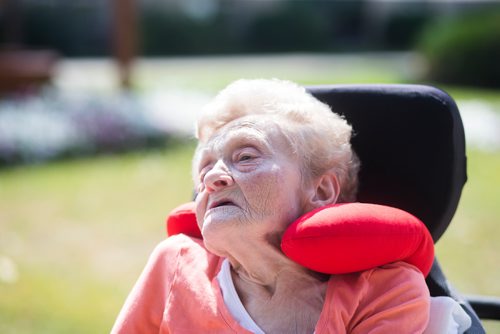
[0,0,499,332]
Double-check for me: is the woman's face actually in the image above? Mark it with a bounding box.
[194,116,310,244]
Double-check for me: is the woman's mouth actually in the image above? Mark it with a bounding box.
[209,199,237,210]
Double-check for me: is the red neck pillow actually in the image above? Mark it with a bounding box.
[166,202,434,277]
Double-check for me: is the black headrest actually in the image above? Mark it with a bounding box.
[307,84,467,242]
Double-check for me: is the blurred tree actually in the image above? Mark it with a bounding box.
[112,0,138,89]
[1,0,24,48]
[22,2,109,57]
[246,2,330,52]
[418,8,500,88]
[1,0,496,60]
[383,11,430,50]
[140,6,236,55]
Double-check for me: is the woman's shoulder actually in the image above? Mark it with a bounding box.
[361,261,429,302]
[322,262,430,333]
[154,234,206,256]
[151,234,223,279]
[331,261,426,288]
[327,261,429,312]
[360,261,426,284]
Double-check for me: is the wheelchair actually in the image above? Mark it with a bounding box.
[307,84,500,334]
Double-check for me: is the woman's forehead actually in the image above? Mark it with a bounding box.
[203,116,282,151]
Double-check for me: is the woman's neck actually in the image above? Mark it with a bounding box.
[212,230,327,294]
[224,234,328,334]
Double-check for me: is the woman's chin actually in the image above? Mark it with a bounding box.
[201,210,242,239]
[201,217,239,255]
[203,205,239,223]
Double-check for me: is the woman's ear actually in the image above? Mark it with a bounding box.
[309,172,340,209]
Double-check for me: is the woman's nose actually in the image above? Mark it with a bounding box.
[203,162,234,193]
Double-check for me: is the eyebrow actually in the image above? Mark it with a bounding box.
[209,125,269,150]
[195,127,270,167]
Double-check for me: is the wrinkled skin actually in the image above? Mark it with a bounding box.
[194,115,311,255]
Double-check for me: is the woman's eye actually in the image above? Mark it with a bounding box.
[235,147,260,163]
[239,154,253,162]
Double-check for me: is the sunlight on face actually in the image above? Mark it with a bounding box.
[194,116,309,247]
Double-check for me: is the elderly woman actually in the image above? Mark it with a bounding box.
[112,79,430,333]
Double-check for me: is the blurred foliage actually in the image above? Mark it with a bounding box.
[245,3,330,52]
[1,0,499,62]
[22,3,110,56]
[417,9,500,88]
[383,11,430,50]
[140,7,239,55]
[0,0,432,56]
[245,2,365,53]
[140,1,367,55]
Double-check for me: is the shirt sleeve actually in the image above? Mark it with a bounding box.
[111,238,180,334]
[349,261,430,334]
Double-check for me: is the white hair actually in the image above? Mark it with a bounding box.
[195,79,360,202]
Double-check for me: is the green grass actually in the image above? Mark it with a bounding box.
[436,149,500,296]
[2,54,500,332]
[445,87,500,105]
[436,149,500,334]
[0,142,197,333]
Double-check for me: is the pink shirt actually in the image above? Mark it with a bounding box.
[112,234,430,333]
